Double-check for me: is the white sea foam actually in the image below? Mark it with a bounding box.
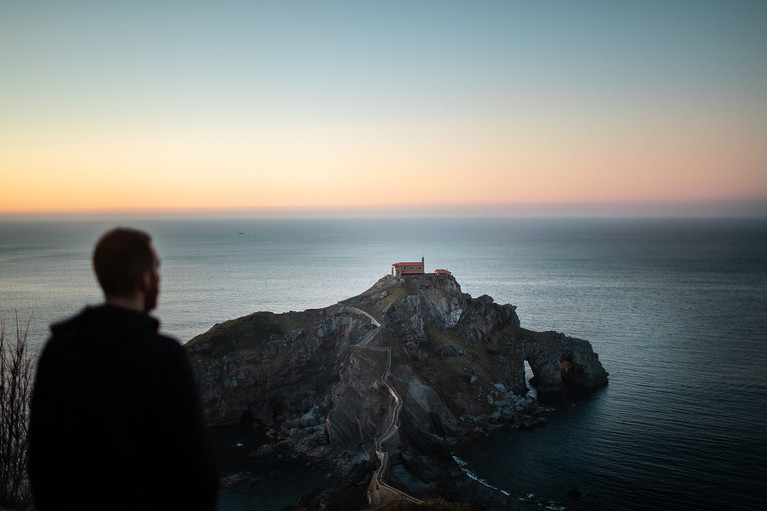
[451,455,506,493]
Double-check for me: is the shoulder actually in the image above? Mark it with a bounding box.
[154,334,188,363]
[143,331,193,369]
[131,328,186,363]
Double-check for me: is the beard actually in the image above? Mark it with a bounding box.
[143,273,159,312]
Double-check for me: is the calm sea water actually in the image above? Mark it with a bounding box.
[1,216,766,510]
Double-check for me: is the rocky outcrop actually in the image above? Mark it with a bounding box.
[186,274,608,509]
[187,306,377,427]
[524,331,609,394]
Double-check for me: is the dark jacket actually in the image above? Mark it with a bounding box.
[29,305,218,510]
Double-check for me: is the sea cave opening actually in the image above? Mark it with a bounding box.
[524,360,538,399]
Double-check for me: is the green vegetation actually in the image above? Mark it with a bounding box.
[363,347,389,372]
[187,306,341,358]
[389,322,529,417]
[514,326,558,346]
[388,324,503,417]
[342,277,409,321]
[418,326,469,410]
[364,285,409,318]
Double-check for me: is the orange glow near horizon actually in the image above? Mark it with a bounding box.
[3,114,765,215]
[2,2,766,217]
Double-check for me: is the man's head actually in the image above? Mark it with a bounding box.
[93,228,160,312]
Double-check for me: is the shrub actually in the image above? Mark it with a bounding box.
[0,314,34,509]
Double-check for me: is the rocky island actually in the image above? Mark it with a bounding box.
[186,273,608,510]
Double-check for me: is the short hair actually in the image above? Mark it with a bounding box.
[93,228,155,298]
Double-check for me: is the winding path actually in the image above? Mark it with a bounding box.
[341,305,422,504]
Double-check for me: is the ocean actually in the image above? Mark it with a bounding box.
[1,216,766,510]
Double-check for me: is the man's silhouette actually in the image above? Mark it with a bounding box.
[29,228,218,510]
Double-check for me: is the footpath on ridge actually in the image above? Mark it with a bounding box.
[342,304,423,505]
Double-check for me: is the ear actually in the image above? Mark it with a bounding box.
[139,269,153,293]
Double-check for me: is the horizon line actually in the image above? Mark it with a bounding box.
[2,198,766,220]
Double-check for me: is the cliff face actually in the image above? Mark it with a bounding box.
[187,306,376,427]
[186,274,608,506]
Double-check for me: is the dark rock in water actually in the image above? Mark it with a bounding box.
[282,459,376,511]
[518,414,547,430]
[186,274,608,509]
[220,472,260,489]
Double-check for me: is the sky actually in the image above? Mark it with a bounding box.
[2,0,766,217]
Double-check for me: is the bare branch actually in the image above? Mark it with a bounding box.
[0,313,34,508]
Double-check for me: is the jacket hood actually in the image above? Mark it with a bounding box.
[51,305,160,343]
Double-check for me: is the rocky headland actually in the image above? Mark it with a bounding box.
[186,274,608,509]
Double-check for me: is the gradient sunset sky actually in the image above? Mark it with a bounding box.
[2,1,766,216]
